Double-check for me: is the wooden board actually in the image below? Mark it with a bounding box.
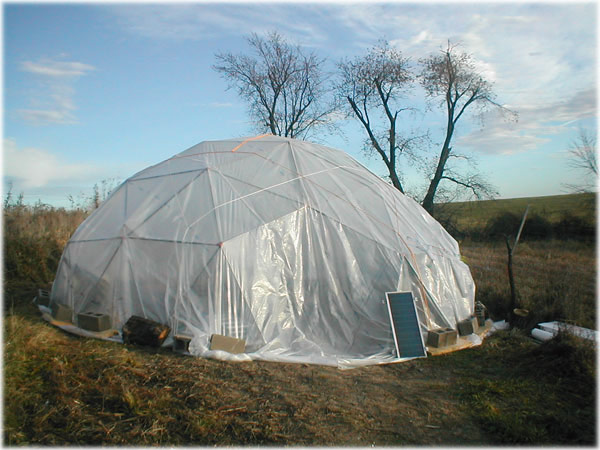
[427,319,493,356]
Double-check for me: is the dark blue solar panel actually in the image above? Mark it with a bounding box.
[386,292,426,359]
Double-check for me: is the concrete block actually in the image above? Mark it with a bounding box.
[427,328,448,348]
[475,312,486,327]
[174,335,193,353]
[427,328,458,348]
[475,301,487,326]
[51,302,73,323]
[35,289,51,307]
[443,327,458,346]
[77,312,111,332]
[458,316,478,336]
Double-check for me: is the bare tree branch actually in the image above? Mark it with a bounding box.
[213,31,339,139]
[419,41,515,213]
[564,128,598,193]
[336,41,414,193]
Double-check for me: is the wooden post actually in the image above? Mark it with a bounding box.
[507,206,529,327]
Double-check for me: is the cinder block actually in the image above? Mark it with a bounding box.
[427,328,458,348]
[475,301,487,326]
[210,334,246,354]
[443,327,458,346]
[35,289,51,307]
[457,316,478,336]
[77,312,111,332]
[427,328,448,348]
[51,302,73,323]
[475,312,486,326]
[174,335,193,353]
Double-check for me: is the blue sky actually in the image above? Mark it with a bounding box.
[3,2,597,207]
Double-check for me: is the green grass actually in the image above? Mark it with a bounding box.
[3,192,597,445]
[436,192,596,236]
[445,330,596,445]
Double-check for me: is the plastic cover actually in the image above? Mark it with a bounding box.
[51,135,475,368]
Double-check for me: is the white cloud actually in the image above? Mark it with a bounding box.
[21,60,95,77]
[456,124,549,155]
[457,87,596,155]
[105,3,337,52]
[18,57,95,126]
[3,138,98,188]
[102,2,596,159]
[18,109,75,125]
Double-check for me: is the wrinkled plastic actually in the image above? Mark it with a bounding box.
[51,135,475,368]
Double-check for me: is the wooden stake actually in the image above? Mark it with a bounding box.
[507,205,529,327]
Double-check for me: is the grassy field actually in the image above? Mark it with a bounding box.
[436,192,596,239]
[3,193,597,445]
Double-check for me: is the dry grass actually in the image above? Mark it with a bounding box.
[3,202,87,297]
[462,239,596,329]
[5,302,492,446]
[5,299,595,446]
[2,194,597,446]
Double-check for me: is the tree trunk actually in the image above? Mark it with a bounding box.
[388,165,404,193]
[422,117,454,215]
[421,144,450,214]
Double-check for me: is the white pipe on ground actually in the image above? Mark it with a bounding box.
[531,328,554,342]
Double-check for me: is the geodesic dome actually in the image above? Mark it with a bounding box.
[51,135,475,368]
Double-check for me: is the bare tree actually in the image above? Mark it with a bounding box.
[565,128,597,192]
[213,31,337,139]
[419,42,516,214]
[336,41,422,193]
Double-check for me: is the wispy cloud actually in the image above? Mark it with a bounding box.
[457,87,596,155]
[21,59,95,77]
[104,4,330,48]
[18,57,95,125]
[18,109,75,125]
[103,2,596,159]
[3,138,98,188]
[108,4,272,40]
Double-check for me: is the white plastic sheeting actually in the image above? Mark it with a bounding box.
[51,135,475,368]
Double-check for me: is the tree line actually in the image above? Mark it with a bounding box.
[213,31,518,214]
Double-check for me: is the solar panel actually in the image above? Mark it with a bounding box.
[386,291,427,359]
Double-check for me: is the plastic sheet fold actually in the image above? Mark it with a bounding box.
[51,135,475,368]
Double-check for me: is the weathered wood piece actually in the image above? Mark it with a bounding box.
[122,315,170,347]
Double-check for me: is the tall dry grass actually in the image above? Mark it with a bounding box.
[462,239,596,329]
[3,198,88,301]
[3,192,596,331]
